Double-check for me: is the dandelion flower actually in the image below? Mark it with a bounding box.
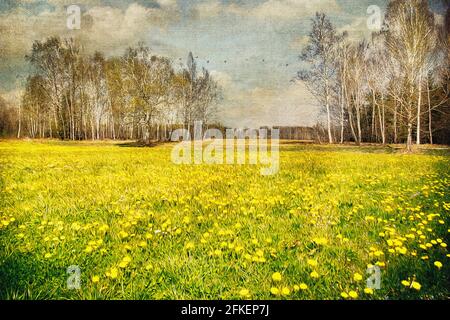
[401,280,410,287]
[310,271,319,279]
[348,291,358,299]
[353,273,363,282]
[434,261,443,269]
[239,289,250,298]
[281,287,290,296]
[364,288,374,295]
[307,259,318,267]
[299,283,308,290]
[272,272,282,282]
[270,287,280,296]
[341,292,349,299]
[411,281,421,291]
[92,275,100,283]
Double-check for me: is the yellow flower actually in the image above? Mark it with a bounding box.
[185,242,195,250]
[44,252,52,259]
[364,288,374,295]
[118,230,129,239]
[299,283,308,290]
[138,241,147,248]
[411,281,421,291]
[310,271,319,279]
[348,291,358,299]
[270,287,280,296]
[239,289,250,298]
[281,287,290,296]
[119,255,132,268]
[353,273,363,282]
[107,267,119,279]
[341,292,349,299]
[92,275,100,283]
[272,272,282,282]
[401,280,410,287]
[434,261,443,269]
[307,259,318,267]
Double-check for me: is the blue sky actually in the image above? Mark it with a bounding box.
[0,0,445,127]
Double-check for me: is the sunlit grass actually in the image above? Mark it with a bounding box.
[0,140,448,299]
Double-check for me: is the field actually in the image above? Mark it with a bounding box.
[0,140,449,300]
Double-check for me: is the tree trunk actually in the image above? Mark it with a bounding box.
[416,76,422,145]
[427,77,433,145]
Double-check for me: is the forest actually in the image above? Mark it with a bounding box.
[0,0,449,149]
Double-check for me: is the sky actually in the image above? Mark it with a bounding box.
[0,0,446,127]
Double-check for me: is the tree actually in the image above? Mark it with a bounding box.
[298,12,341,144]
[384,0,436,150]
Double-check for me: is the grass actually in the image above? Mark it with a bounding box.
[0,140,449,300]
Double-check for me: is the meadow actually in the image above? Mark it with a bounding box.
[0,140,449,300]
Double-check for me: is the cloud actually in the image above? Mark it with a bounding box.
[220,81,320,128]
[194,0,341,21]
[0,2,180,61]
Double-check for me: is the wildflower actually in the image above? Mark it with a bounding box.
[239,289,250,298]
[138,241,147,248]
[364,288,374,295]
[310,271,319,279]
[307,259,318,267]
[106,267,119,279]
[348,291,358,299]
[270,287,280,296]
[341,292,349,299]
[401,280,410,287]
[353,273,363,282]
[272,272,282,282]
[411,281,421,291]
[92,275,100,283]
[281,287,290,296]
[299,283,308,290]
[185,242,195,250]
[434,261,443,269]
[44,252,52,259]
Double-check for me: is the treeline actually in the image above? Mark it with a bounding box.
[299,0,450,148]
[13,38,220,141]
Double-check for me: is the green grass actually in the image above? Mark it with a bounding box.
[0,140,449,300]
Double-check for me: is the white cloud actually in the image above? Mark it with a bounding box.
[194,0,340,20]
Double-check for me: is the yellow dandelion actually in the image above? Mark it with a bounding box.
[270,287,280,296]
[281,287,290,296]
[239,289,250,298]
[364,288,374,295]
[307,259,318,267]
[434,261,443,269]
[272,272,282,282]
[401,280,410,287]
[310,271,319,279]
[353,273,363,282]
[411,281,421,291]
[299,283,308,290]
